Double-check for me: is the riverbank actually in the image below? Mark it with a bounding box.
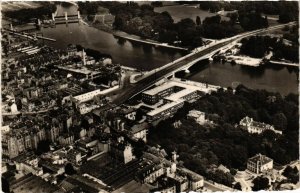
[82,16,188,51]
[112,31,188,51]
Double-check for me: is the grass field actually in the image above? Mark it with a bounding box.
[1,2,43,12]
[154,4,219,23]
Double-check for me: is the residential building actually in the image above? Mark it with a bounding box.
[240,116,282,135]
[110,140,135,164]
[58,134,74,146]
[187,110,206,124]
[150,177,177,193]
[129,122,149,142]
[247,154,273,174]
[137,164,165,184]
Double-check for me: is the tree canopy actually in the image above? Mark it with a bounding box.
[148,85,299,182]
[252,176,270,191]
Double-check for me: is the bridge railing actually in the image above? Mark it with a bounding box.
[130,22,296,84]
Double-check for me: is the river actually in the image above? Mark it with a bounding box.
[40,4,298,95]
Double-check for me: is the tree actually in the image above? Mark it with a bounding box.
[151,1,163,7]
[272,113,287,131]
[35,140,50,155]
[153,11,174,31]
[1,177,9,193]
[229,12,238,24]
[133,139,146,158]
[196,16,201,26]
[282,166,299,184]
[252,176,270,191]
[65,163,76,175]
[113,13,129,30]
[234,182,242,190]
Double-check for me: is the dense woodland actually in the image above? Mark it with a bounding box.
[240,33,299,62]
[4,3,56,23]
[148,85,298,186]
[78,1,298,49]
[183,1,298,23]
[4,1,298,48]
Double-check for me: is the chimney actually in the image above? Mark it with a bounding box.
[172,151,177,162]
[82,49,86,66]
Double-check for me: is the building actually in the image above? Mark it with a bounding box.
[77,103,99,114]
[187,110,207,125]
[247,154,273,174]
[217,164,230,174]
[150,177,177,193]
[71,86,119,104]
[142,83,183,105]
[147,100,184,121]
[58,134,74,146]
[137,164,165,184]
[129,122,149,142]
[143,79,220,121]
[110,139,135,164]
[13,152,43,176]
[2,126,47,160]
[240,116,282,135]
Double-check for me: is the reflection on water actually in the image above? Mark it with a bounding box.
[177,60,298,95]
[41,23,186,71]
[42,3,298,95]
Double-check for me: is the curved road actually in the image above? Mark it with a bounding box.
[110,22,295,105]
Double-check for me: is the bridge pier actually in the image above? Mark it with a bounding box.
[52,13,55,22]
[77,11,81,19]
[65,12,68,22]
[37,19,41,26]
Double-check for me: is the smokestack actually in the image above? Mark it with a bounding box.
[82,49,86,65]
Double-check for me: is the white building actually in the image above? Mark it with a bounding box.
[77,103,99,114]
[239,116,282,135]
[1,125,10,133]
[187,110,207,125]
[130,122,149,142]
[247,154,273,174]
[123,144,135,164]
[72,86,119,104]
[143,79,221,121]
[10,103,18,113]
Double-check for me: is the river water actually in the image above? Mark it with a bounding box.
[40,4,298,95]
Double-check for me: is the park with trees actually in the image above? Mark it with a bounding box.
[77,1,297,49]
[239,34,299,63]
[3,2,56,24]
[148,85,298,187]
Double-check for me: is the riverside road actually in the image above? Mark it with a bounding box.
[111,22,296,106]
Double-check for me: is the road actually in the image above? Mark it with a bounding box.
[204,180,234,192]
[108,22,296,106]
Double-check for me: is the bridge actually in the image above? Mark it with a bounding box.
[52,10,81,25]
[2,28,56,42]
[110,22,296,106]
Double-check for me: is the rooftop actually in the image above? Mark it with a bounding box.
[143,84,173,96]
[248,154,273,165]
[147,100,184,116]
[164,88,197,101]
[143,79,220,98]
[130,122,149,134]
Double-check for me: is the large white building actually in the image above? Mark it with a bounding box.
[143,79,221,121]
[247,154,273,174]
[239,116,282,135]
